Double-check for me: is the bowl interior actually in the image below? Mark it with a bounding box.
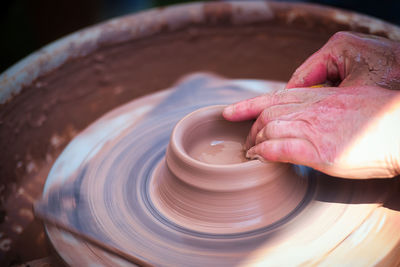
[180,108,253,165]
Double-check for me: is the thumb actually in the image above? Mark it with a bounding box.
[286,51,340,89]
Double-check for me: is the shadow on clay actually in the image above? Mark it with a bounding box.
[313,172,400,212]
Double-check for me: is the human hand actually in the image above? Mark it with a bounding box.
[223,32,400,179]
[286,31,400,90]
[224,86,400,178]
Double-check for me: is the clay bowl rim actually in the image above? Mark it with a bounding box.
[170,105,259,169]
[166,105,286,192]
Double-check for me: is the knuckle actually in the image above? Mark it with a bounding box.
[271,90,285,104]
[327,31,358,51]
[259,109,271,123]
[329,31,361,49]
[330,31,351,41]
[261,105,284,123]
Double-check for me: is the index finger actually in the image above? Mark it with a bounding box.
[223,88,319,122]
[223,94,274,121]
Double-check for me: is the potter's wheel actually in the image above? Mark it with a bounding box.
[36,74,400,266]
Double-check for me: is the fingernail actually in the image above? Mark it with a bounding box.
[223,105,234,118]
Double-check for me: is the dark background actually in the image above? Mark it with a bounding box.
[1,0,399,73]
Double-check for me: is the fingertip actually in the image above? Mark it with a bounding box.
[222,105,235,120]
[246,142,275,162]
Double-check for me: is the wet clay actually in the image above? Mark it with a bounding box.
[3,1,400,265]
[0,26,329,265]
[35,75,400,266]
[190,139,247,165]
[149,106,308,234]
[184,115,251,165]
[0,25,327,265]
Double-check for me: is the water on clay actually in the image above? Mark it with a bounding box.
[36,74,400,266]
[183,113,252,165]
[189,139,247,165]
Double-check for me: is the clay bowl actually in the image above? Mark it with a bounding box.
[150,105,308,234]
[2,1,400,265]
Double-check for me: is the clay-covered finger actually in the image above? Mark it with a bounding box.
[286,31,399,89]
[223,94,275,121]
[255,120,314,145]
[245,104,305,149]
[285,32,358,89]
[286,53,331,89]
[223,89,315,122]
[286,48,343,89]
[247,138,320,167]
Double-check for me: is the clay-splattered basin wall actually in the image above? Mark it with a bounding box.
[1,1,400,265]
